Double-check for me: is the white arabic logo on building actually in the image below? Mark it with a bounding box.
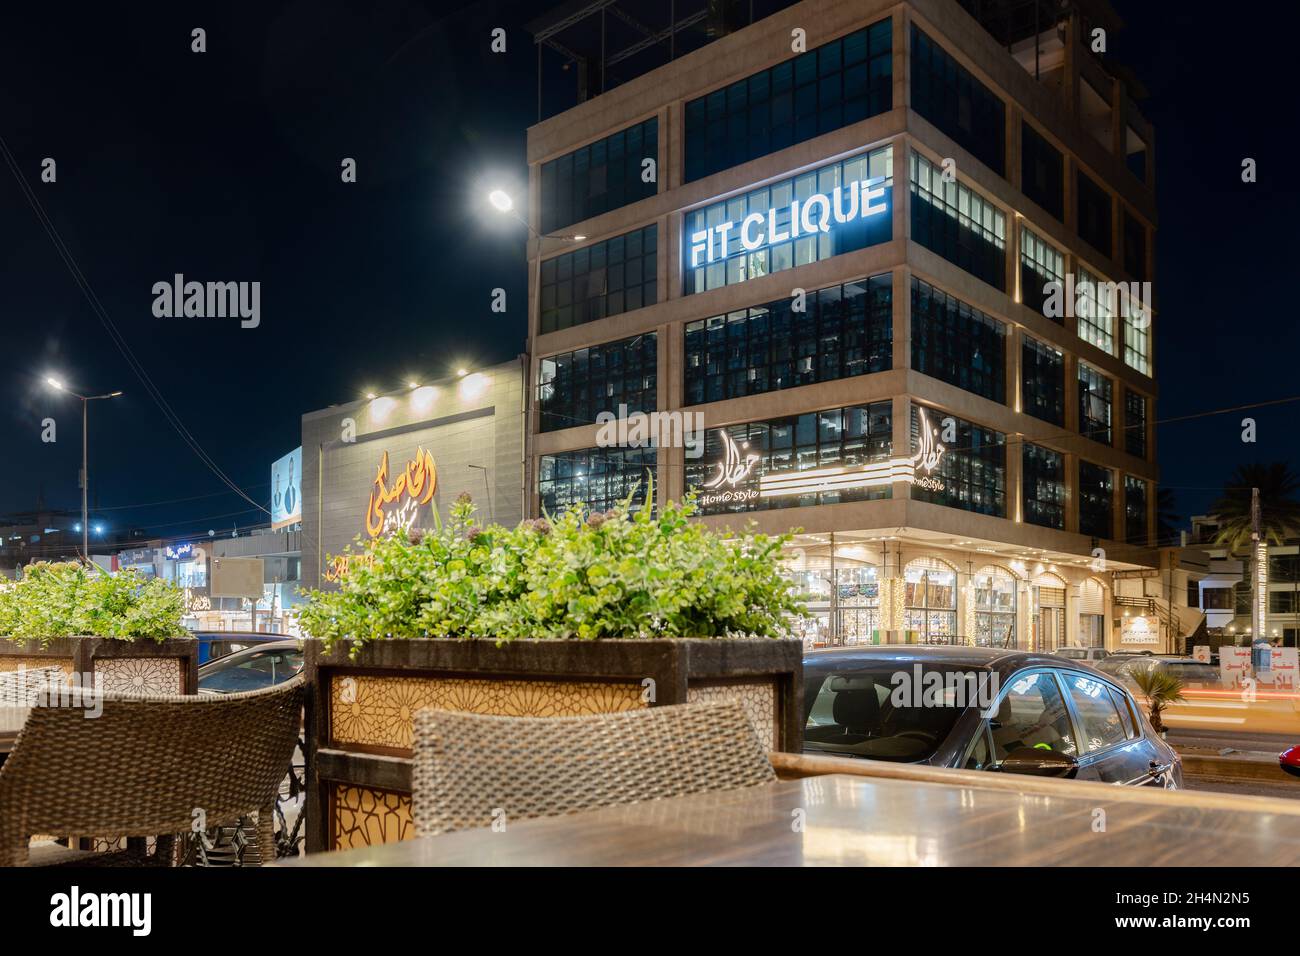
[703,431,760,489]
[911,407,946,473]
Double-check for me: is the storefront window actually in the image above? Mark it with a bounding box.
[974,567,1017,648]
[904,558,957,644]
[909,405,1006,517]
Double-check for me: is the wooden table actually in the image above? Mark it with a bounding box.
[284,771,1300,867]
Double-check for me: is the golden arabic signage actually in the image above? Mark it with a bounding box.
[365,447,438,538]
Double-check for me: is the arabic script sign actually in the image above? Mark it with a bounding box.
[365,447,438,538]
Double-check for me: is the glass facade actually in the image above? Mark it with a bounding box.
[539,119,657,234]
[1075,267,1116,356]
[1078,460,1114,539]
[684,19,892,183]
[1125,475,1148,546]
[538,447,656,516]
[1023,443,1066,530]
[684,146,893,294]
[539,226,657,334]
[1078,363,1113,445]
[1122,299,1151,376]
[1076,169,1112,258]
[911,277,1006,403]
[1123,208,1147,281]
[1020,227,1064,319]
[909,405,1006,517]
[1021,122,1064,220]
[910,25,1005,175]
[684,274,891,405]
[685,402,893,515]
[974,568,1017,648]
[1125,390,1148,459]
[910,152,1007,291]
[1021,335,1065,426]
[537,333,657,433]
[904,558,958,644]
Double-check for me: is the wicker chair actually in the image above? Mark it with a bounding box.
[413,700,776,837]
[0,674,304,866]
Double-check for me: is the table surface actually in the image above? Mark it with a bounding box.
[284,772,1300,867]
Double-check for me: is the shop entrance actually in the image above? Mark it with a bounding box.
[1035,585,1066,652]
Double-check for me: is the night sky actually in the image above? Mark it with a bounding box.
[1,1,1296,544]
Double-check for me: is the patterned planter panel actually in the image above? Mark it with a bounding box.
[331,785,414,850]
[329,674,646,751]
[94,657,184,696]
[0,657,74,677]
[687,679,779,751]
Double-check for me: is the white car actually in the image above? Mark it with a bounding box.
[1051,646,1111,663]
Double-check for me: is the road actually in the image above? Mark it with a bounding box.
[1184,774,1300,800]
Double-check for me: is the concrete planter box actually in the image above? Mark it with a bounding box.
[304,637,803,852]
[0,637,199,697]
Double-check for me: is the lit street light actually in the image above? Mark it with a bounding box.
[485,187,585,242]
[46,377,123,560]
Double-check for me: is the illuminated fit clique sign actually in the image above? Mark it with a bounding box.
[689,176,888,268]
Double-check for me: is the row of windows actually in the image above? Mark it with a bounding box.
[910,152,1007,291]
[536,333,657,433]
[911,25,1005,176]
[538,226,657,334]
[1022,335,1065,427]
[537,447,656,516]
[684,402,894,515]
[684,19,892,183]
[684,275,892,405]
[910,405,1006,518]
[539,119,657,235]
[683,146,892,295]
[911,277,1005,403]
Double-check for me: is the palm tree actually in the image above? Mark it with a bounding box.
[1210,462,1300,553]
[1131,664,1186,735]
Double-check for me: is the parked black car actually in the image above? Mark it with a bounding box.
[803,646,1181,788]
[198,640,304,695]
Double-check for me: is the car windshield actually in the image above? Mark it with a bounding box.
[803,662,987,762]
[200,649,303,693]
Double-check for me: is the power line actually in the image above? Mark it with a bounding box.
[0,134,269,517]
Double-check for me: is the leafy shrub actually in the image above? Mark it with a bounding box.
[299,487,808,658]
[0,561,186,646]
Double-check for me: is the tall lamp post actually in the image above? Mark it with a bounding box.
[46,377,122,559]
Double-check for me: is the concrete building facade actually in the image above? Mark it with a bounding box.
[524,0,1161,651]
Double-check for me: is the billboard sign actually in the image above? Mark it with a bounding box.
[271,447,303,529]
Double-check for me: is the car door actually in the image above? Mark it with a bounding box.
[964,668,1081,773]
[1057,669,1162,785]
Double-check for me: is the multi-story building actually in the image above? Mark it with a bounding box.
[1187,514,1300,649]
[524,0,1159,651]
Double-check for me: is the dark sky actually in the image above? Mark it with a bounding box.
[0,0,1296,543]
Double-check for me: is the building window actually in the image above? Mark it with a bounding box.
[538,447,655,516]
[1235,583,1252,615]
[1122,208,1147,281]
[1270,592,1298,614]
[1020,227,1064,319]
[1122,299,1150,376]
[909,405,1006,517]
[1023,443,1065,530]
[684,146,893,294]
[910,151,1007,291]
[1075,267,1115,356]
[537,333,657,433]
[684,18,892,183]
[1021,122,1064,220]
[911,277,1006,403]
[1125,390,1147,459]
[539,119,658,234]
[684,402,893,515]
[910,25,1005,176]
[1076,169,1112,258]
[539,226,657,334]
[1021,335,1065,426]
[684,274,891,405]
[974,567,1017,648]
[1125,475,1148,546]
[1078,364,1112,445]
[1078,461,1114,539]
[904,558,958,644]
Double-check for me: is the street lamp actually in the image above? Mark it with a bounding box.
[46,377,122,559]
[484,188,585,242]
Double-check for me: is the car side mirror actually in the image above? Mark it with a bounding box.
[1279,746,1300,779]
[997,747,1079,779]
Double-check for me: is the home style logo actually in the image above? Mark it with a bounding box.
[698,432,760,506]
[365,447,437,538]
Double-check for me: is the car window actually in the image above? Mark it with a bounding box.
[990,671,1077,760]
[1064,674,1128,753]
[1109,686,1138,739]
[201,649,302,693]
[964,725,994,770]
